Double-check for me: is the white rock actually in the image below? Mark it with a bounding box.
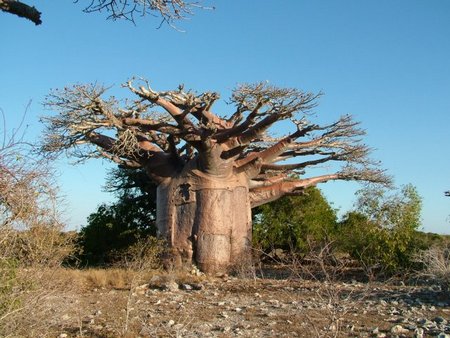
[414,327,424,338]
[165,281,179,292]
[391,324,409,335]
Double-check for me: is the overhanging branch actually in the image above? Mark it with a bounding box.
[0,0,42,25]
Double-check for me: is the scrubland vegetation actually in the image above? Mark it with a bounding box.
[1,121,449,337]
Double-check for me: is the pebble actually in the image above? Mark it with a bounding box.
[414,328,424,338]
[164,281,179,292]
[391,324,409,335]
[180,283,193,291]
[434,316,447,325]
[436,334,450,338]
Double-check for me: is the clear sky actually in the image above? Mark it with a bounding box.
[1,1,449,233]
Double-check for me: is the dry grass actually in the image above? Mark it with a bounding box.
[415,245,450,292]
[69,266,206,289]
[71,268,159,290]
[0,267,82,337]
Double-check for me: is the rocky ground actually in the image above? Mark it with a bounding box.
[50,269,450,338]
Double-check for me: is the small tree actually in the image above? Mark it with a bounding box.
[338,184,422,274]
[0,111,73,267]
[253,186,336,253]
[80,167,157,265]
[0,112,76,335]
[41,79,389,273]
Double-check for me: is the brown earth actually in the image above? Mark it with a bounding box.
[42,268,450,338]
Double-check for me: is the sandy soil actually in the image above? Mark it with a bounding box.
[51,270,450,338]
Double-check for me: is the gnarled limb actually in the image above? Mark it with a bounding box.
[234,123,318,168]
[249,174,340,208]
[125,80,190,126]
[0,0,41,25]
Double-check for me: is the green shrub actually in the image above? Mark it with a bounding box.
[253,187,337,253]
[337,184,422,274]
[79,200,156,265]
[78,167,157,266]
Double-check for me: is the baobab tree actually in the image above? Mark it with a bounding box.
[41,79,389,273]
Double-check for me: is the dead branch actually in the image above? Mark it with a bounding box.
[77,0,213,28]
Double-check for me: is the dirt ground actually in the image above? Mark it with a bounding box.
[46,267,450,338]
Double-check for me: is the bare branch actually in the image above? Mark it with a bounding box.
[219,83,320,147]
[41,79,389,188]
[76,0,213,28]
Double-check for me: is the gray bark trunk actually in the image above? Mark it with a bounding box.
[156,160,252,274]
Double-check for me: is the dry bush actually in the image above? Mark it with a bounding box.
[79,268,136,289]
[0,267,84,337]
[118,235,164,272]
[0,112,78,337]
[254,241,372,337]
[415,245,450,292]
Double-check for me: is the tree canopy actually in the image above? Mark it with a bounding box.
[41,79,389,206]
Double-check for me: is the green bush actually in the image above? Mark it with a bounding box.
[79,199,156,265]
[253,187,337,253]
[337,184,422,274]
[78,167,158,265]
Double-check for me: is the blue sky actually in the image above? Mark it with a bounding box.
[1,0,449,233]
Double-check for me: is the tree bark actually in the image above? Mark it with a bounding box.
[156,160,252,274]
[0,0,41,25]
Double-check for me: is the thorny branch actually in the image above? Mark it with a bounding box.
[76,0,213,28]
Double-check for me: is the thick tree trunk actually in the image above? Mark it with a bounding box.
[156,161,252,274]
